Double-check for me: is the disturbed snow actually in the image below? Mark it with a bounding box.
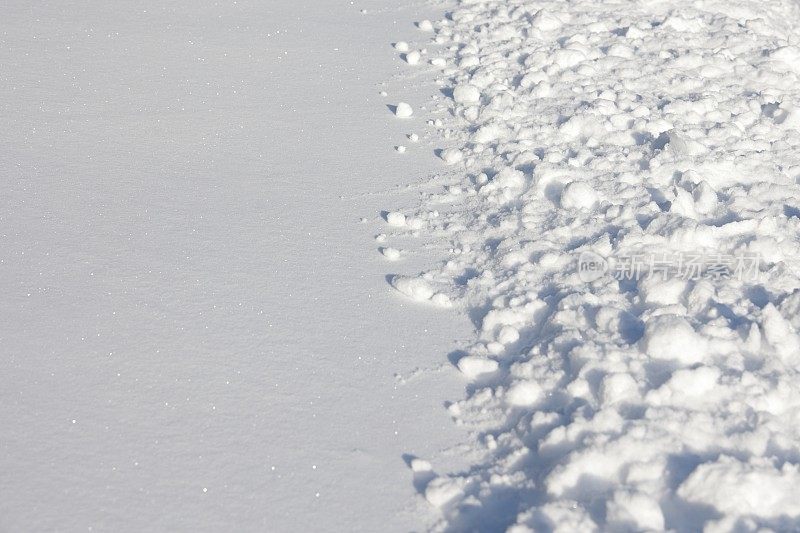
[383,0,800,531]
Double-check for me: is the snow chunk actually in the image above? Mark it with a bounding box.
[506,380,543,407]
[639,277,686,306]
[552,49,586,70]
[531,10,563,32]
[417,19,434,32]
[492,168,525,189]
[647,366,720,405]
[394,41,409,53]
[439,148,464,165]
[762,303,800,362]
[404,50,421,65]
[663,15,705,32]
[452,84,481,104]
[394,102,413,118]
[678,456,800,519]
[497,325,519,345]
[457,355,499,379]
[692,181,718,214]
[642,315,706,365]
[381,247,401,261]
[391,275,434,301]
[599,373,639,405]
[606,490,665,532]
[473,124,507,144]
[534,501,597,532]
[666,130,705,157]
[425,476,464,507]
[385,211,406,227]
[560,181,598,210]
[410,458,432,472]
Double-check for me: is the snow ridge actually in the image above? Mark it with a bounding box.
[386,0,800,531]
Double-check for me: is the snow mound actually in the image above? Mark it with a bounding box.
[386,0,800,530]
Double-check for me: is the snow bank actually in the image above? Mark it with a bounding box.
[383,0,800,529]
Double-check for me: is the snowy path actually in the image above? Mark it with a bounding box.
[1,1,471,531]
[382,0,800,531]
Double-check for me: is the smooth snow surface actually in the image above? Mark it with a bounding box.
[384,0,800,531]
[1,1,471,531]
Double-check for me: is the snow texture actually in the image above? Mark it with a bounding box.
[0,1,475,531]
[385,0,800,530]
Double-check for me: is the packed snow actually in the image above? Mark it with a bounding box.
[382,0,800,530]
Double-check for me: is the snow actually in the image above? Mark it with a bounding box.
[9,0,800,530]
[439,148,464,165]
[677,456,800,521]
[404,50,421,66]
[416,20,434,33]
[456,355,499,379]
[394,102,414,118]
[642,314,707,364]
[424,476,464,508]
[380,0,800,530]
[505,381,544,407]
[0,1,471,531]
[559,181,598,210]
[385,211,407,227]
[390,275,435,302]
[381,247,402,261]
[606,490,665,531]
